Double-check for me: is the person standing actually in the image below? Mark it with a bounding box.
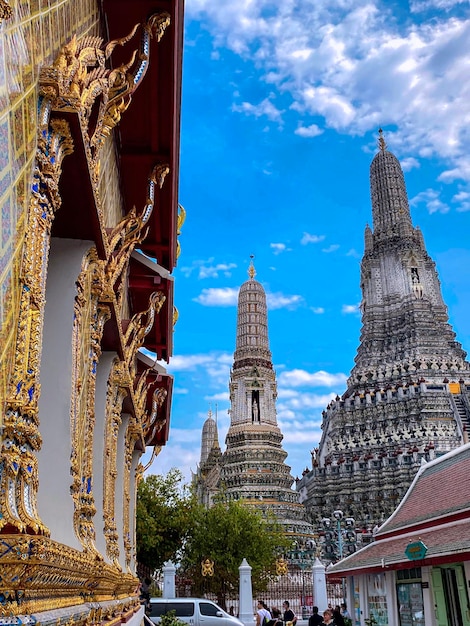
[257,601,272,626]
[321,610,336,626]
[282,601,297,625]
[332,608,345,626]
[308,606,323,626]
[268,608,283,626]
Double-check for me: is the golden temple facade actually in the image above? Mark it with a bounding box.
[0,0,184,623]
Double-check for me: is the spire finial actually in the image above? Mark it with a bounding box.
[248,255,256,280]
[378,128,387,152]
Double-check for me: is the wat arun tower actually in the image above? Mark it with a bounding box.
[195,261,314,539]
[297,131,470,534]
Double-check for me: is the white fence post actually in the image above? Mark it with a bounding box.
[239,558,254,626]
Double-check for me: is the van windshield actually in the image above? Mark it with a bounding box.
[200,603,221,616]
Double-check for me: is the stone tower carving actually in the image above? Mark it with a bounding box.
[195,260,314,540]
[297,131,470,540]
[195,408,223,507]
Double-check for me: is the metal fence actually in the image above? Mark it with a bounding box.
[175,568,345,618]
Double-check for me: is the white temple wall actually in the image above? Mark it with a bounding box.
[37,237,92,550]
[93,351,117,560]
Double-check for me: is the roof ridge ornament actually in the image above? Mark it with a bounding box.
[248,254,256,279]
[378,128,387,152]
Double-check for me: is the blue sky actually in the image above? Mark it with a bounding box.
[143,0,470,485]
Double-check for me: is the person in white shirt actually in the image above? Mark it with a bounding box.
[256,601,272,626]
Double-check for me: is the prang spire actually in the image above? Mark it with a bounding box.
[370,129,413,240]
[233,258,272,373]
[297,135,470,538]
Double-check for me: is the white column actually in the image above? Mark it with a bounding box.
[421,566,434,626]
[384,571,397,625]
[162,562,176,598]
[37,238,92,549]
[312,558,328,613]
[239,558,254,626]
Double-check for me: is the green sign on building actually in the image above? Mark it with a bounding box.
[405,540,427,561]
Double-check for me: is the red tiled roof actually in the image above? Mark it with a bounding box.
[329,518,470,576]
[328,444,470,577]
[379,444,470,536]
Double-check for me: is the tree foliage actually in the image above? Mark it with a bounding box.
[136,469,197,572]
[179,500,290,605]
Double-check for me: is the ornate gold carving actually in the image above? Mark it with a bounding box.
[176,203,186,259]
[201,558,214,577]
[0,534,140,617]
[70,249,111,553]
[123,419,139,570]
[39,13,171,176]
[103,360,129,567]
[124,291,166,373]
[121,292,166,569]
[0,0,12,20]
[142,386,168,444]
[105,163,170,298]
[1,14,175,609]
[146,12,171,43]
[1,117,73,536]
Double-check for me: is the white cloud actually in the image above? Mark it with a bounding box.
[193,287,239,306]
[198,263,237,279]
[401,157,420,172]
[205,391,230,402]
[146,441,201,483]
[186,0,470,181]
[168,352,232,371]
[310,306,325,314]
[452,189,470,212]
[322,244,340,253]
[277,390,338,409]
[295,124,324,138]
[278,368,348,388]
[301,232,326,245]
[438,157,470,183]
[180,258,237,279]
[266,292,304,310]
[342,303,360,314]
[270,242,291,254]
[232,96,284,122]
[410,0,467,11]
[410,188,450,214]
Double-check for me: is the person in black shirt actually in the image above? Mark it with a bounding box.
[308,606,323,626]
[332,608,345,626]
[282,601,297,625]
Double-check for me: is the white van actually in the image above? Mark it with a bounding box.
[147,598,244,626]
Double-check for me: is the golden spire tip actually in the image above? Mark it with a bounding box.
[378,128,387,152]
[248,255,256,280]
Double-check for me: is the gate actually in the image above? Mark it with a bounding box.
[176,567,314,618]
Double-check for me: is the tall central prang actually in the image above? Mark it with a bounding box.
[297,131,470,545]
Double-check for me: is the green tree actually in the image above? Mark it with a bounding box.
[136,469,197,572]
[179,500,290,607]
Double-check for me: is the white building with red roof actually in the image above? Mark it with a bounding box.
[328,443,470,626]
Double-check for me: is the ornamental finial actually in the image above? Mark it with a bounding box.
[248,255,256,280]
[378,128,387,152]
